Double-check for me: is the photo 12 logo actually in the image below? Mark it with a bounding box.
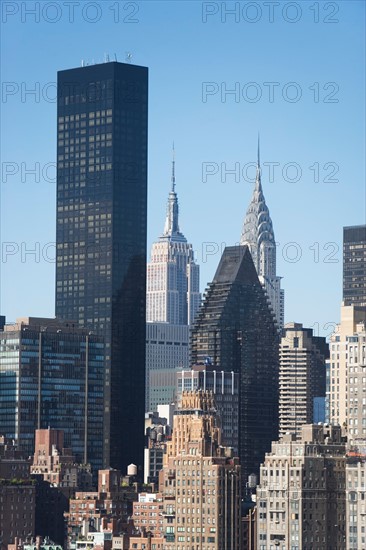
[2,1,140,24]
[201,161,339,184]
[202,81,339,104]
[201,2,340,24]
[2,162,56,183]
[199,241,340,264]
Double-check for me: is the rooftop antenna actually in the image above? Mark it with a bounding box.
[256,132,262,187]
[114,53,117,61]
[125,52,133,63]
[171,142,176,192]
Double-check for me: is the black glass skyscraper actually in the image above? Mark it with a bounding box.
[56,62,148,472]
[343,225,366,307]
[190,246,279,482]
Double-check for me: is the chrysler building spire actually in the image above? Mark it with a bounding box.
[240,139,284,327]
[256,133,262,191]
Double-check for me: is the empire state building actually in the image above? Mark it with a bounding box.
[146,150,201,326]
[240,141,284,328]
[145,150,201,411]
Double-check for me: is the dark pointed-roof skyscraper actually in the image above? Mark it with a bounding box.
[190,245,279,482]
[240,140,284,328]
[55,61,148,473]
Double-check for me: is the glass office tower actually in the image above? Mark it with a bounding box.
[343,225,366,307]
[0,317,104,473]
[56,62,148,472]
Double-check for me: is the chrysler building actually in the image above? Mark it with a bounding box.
[240,141,284,328]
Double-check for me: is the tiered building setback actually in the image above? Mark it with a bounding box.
[159,390,241,550]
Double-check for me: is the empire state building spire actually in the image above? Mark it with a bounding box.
[240,138,284,327]
[162,144,186,241]
[171,141,176,192]
[147,146,201,326]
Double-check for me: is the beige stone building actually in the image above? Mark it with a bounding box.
[279,323,328,439]
[328,304,366,436]
[256,424,346,550]
[159,390,241,550]
[346,451,366,550]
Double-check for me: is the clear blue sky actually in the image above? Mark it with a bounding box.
[1,0,365,337]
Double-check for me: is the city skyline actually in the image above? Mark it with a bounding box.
[1,1,365,337]
[1,3,365,549]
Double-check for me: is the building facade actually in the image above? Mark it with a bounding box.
[31,428,93,490]
[0,480,36,547]
[343,225,366,307]
[279,323,328,439]
[240,142,284,328]
[0,317,104,472]
[190,246,279,482]
[55,61,148,472]
[65,469,137,547]
[160,390,242,550]
[0,436,30,480]
[176,363,239,454]
[145,323,189,411]
[131,492,164,536]
[256,424,347,550]
[328,304,366,436]
[143,410,172,486]
[346,450,366,550]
